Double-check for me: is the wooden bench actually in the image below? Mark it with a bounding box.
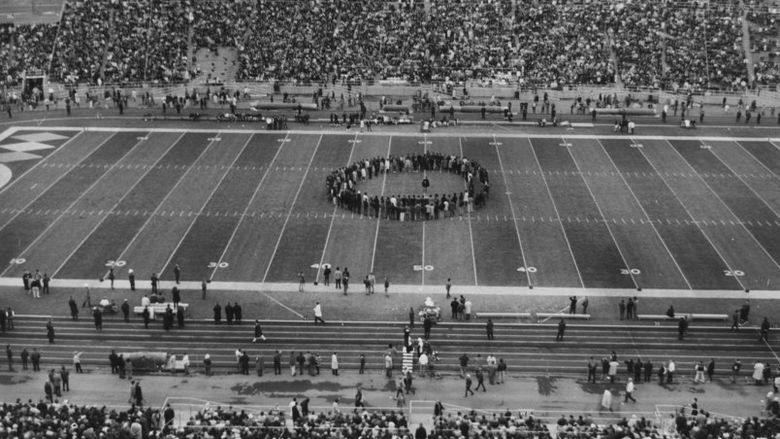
[637,313,727,321]
[476,312,531,319]
[637,314,680,321]
[133,303,188,319]
[690,313,729,321]
[536,313,591,320]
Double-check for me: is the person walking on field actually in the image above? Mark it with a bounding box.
[464,374,475,397]
[624,378,637,403]
[298,272,305,293]
[253,320,266,342]
[313,302,325,324]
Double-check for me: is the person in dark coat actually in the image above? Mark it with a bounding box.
[423,316,432,340]
[93,307,103,331]
[172,287,181,308]
[31,349,41,371]
[253,320,265,342]
[142,306,150,328]
[68,297,79,321]
[134,382,144,407]
[163,305,173,331]
[44,380,53,402]
[234,303,242,323]
[20,348,29,370]
[213,303,222,324]
[225,303,234,325]
[177,307,185,328]
[121,300,130,322]
[678,316,688,340]
[46,320,55,343]
[556,319,566,341]
[486,319,494,340]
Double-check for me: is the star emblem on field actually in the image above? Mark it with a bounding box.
[0,132,68,163]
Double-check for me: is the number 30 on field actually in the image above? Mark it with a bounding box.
[208,261,229,268]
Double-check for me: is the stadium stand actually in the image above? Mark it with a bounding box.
[3,399,779,438]
[2,0,777,90]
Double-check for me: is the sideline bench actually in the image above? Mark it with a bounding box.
[133,303,189,319]
[475,312,531,319]
[637,313,727,321]
[536,313,591,320]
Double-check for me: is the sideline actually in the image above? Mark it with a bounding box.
[2,124,779,142]
[0,277,773,299]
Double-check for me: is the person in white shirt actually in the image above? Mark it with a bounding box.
[313,302,325,324]
[141,295,151,307]
[418,352,429,376]
[624,378,636,402]
[331,353,339,376]
[182,353,190,375]
[667,360,676,384]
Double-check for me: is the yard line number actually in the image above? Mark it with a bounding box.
[105,260,126,267]
[620,268,641,275]
[208,262,229,269]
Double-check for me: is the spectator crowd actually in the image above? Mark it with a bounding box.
[2,399,779,439]
[1,0,777,89]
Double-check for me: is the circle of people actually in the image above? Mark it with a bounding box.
[325,152,489,221]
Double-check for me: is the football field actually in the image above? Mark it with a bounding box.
[1,126,779,293]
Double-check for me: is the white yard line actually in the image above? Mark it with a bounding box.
[0,133,120,276]
[53,133,182,278]
[564,135,639,290]
[158,133,253,277]
[110,132,214,269]
[261,134,323,284]
[665,139,780,274]
[459,137,479,286]
[315,133,358,283]
[638,143,747,291]
[494,135,532,286]
[733,139,780,180]
[369,136,393,273]
[208,134,287,281]
[602,137,693,290]
[526,138,585,288]
[708,144,780,220]
[261,291,305,319]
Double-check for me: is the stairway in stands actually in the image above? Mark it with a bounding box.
[2,315,775,376]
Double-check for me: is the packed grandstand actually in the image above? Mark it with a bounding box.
[1,1,780,438]
[3,399,780,439]
[0,0,777,89]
